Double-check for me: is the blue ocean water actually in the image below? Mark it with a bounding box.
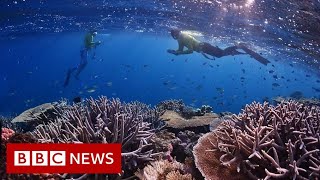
[1,0,320,115]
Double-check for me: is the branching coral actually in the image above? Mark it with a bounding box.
[135,159,193,180]
[30,96,164,178]
[157,99,185,113]
[194,100,320,179]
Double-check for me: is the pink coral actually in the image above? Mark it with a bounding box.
[1,128,15,141]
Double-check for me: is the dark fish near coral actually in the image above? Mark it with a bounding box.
[272,83,280,87]
[312,87,320,92]
[73,96,81,103]
[281,76,285,79]
[268,70,274,73]
[209,65,214,68]
[272,64,275,67]
[289,64,293,67]
[273,75,278,79]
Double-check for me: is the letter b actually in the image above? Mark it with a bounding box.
[32,151,48,166]
[14,151,30,166]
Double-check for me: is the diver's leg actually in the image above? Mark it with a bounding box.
[223,46,246,56]
[63,67,77,87]
[200,43,224,58]
[74,49,88,79]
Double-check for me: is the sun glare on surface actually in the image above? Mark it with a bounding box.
[245,0,255,7]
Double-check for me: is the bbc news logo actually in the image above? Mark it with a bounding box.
[6,143,121,174]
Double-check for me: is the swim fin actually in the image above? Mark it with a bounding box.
[236,43,270,65]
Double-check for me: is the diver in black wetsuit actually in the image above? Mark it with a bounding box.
[167,29,270,65]
[63,30,101,87]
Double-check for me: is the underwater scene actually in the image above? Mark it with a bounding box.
[1,0,320,179]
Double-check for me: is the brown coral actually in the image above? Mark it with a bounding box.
[193,132,246,180]
[194,100,320,179]
[160,110,220,129]
[135,159,193,180]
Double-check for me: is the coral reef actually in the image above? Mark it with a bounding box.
[194,101,320,179]
[160,110,220,133]
[135,159,193,180]
[30,96,164,178]
[273,96,320,107]
[157,99,185,113]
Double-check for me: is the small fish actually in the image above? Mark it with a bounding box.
[209,65,214,68]
[242,69,245,73]
[263,77,266,80]
[240,77,245,80]
[291,71,295,73]
[269,70,274,73]
[185,59,188,62]
[272,83,280,87]
[202,76,206,79]
[106,82,113,87]
[306,74,311,77]
[273,75,278,79]
[143,64,149,68]
[87,89,96,93]
[272,64,275,67]
[240,62,243,65]
[281,76,284,79]
[203,62,207,65]
[216,64,220,67]
[171,59,174,61]
[287,79,290,82]
[289,64,293,67]
[316,80,320,83]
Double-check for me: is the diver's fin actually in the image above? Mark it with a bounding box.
[201,52,215,60]
[238,45,270,65]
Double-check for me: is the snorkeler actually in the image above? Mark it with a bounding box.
[167,29,270,65]
[63,30,101,87]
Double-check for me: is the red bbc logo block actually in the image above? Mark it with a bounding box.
[6,143,121,174]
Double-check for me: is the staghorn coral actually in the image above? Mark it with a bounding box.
[30,96,164,179]
[194,100,320,179]
[273,96,320,107]
[135,159,193,180]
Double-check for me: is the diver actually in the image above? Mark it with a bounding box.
[64,30,101,87]
[167,29,270,65]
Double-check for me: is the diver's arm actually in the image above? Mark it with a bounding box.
[168,40,193,55]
